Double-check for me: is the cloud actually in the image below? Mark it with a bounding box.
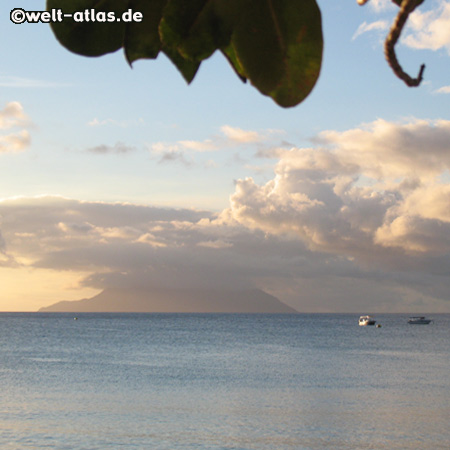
[86,142,136,154]
[2,117,450,311]
[0,101,29,130]
[88,117,145,127]
[226,119,450,262]
[2,187,450,312]
[366,0,397,13]
[147,126,286,168]
[220,125,265,143]
[352,20,389,40]
[0,102,31,153]
[403,1,450,54]
[178,139,217,152]
[315,118,450,179]
[434,85,450,94]
[0,76,69,88]
[150,142,193,166]
[0,130,31,153]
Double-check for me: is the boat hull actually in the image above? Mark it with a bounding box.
[359,315,376,326]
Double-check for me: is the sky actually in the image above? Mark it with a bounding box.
[1,0,450,312]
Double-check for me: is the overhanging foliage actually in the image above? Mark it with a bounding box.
[47,0,323,108]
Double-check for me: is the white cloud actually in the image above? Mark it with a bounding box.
[434,85,450,94]
[88,117,145,127]
[227,119,450,259]
[0,130,31,153]
[0,101,29,130]
[403,1,450,54]
[352,20,389,40]
[316,118,450,179]
[220,125,264,143]
[366,0,397,13]
[179,139,217,152]
[0,102,31,153]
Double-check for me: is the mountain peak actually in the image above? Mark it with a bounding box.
[39,287,297,313]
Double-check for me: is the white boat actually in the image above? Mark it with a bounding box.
[408,316,432,324]
[359,315,376,326]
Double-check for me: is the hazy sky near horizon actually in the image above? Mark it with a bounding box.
[1,0,450,312]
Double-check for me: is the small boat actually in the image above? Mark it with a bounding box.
[408,316,432,324]
[359,315,376,326]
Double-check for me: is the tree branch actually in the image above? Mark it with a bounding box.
[358,0,425,87]
[384,0,425,87]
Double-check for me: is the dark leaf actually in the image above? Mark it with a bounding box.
[230,0,323,107]
[124,0,168,64]
[162,46,201,83]
[47,0,324,107]
[159,0,209,51]
[47,0,128,57]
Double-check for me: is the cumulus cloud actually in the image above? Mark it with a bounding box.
[3,117,450,311]
[0,101,29,130]
[403,1,450,54]
[315,119,450,179]
[0,102,31,153]
[0,130,31,153]
[227,119,450,262]
[1,190,450,311]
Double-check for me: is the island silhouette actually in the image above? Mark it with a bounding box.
[39,287,297,313]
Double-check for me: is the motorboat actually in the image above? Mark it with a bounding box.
[359,315,376,326]
[408,316,432,324]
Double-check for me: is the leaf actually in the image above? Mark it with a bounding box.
[47,0,128,57]
[221,44,248,83]
[124,0,168,64]
[162,46,201,84]
[47,0,324,107]
[230,0,323,107]
[176,1,236,62]
[159,0,210,51]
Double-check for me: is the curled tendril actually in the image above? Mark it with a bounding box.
[358,0,426,87]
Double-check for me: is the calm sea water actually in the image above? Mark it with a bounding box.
[0,313,449,449]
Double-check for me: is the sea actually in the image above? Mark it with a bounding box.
[1,313,449,450]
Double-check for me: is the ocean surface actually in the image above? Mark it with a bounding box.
[1,313,449,450]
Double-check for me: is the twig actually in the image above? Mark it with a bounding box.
[384,0,425,87]
[358,0,425,87]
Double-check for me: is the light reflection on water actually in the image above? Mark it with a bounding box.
[0,313,449,449]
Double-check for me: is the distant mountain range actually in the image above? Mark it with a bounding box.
[39,287,297,313]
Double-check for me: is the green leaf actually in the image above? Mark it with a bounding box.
[47,0,128,57]
[230,0,323,107]
[176,1,236,62]
[159,0,209,51]
[124,0,168,64]
[221,44,247,83]
[47,0,324,107]
[162,46,201,84]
